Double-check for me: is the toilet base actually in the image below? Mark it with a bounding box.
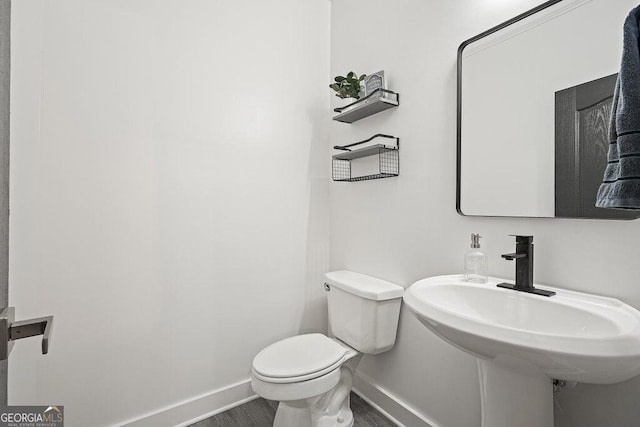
[272,355,362,427]
[273,396,354,427]
[273,402,314,427]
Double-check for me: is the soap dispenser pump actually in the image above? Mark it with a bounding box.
[464,233,488,283]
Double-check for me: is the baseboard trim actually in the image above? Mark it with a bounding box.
[120,378,256,427]
[119,372,438,427]
[353,372,439,427]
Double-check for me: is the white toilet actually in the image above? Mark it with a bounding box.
[251,270,404,427]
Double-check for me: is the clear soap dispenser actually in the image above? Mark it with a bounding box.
[464,233,488,283]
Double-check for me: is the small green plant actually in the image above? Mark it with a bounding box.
[330,71,366,99]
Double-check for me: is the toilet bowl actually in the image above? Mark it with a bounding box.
[252,333,362,427]
[251,270,404,427]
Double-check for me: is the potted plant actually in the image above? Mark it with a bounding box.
[330,71,366,105]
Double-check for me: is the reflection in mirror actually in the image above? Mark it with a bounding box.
[457,0,640,219]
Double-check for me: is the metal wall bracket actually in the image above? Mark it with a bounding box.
[0,307,53,361]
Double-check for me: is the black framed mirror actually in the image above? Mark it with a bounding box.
[456,0,640,219]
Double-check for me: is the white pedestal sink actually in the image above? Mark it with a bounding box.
[404,275,640,427]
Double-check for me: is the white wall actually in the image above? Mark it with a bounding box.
[330,1,640,426]
[9,1,330,426]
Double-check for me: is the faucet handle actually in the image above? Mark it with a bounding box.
[501,252,526,260]
[509,235,533,244]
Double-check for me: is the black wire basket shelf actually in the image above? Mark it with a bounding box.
[332,134,399,182]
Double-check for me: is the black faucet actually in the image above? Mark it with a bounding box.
[497,235,555,297]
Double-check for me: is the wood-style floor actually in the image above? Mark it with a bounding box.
[189,392,397,427]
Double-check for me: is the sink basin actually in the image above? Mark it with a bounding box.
[404,274,640,384]
[404,275,640,427]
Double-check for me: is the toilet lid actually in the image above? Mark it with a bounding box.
[253,334,346,380]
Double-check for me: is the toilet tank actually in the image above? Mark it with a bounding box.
[325,270,404,355]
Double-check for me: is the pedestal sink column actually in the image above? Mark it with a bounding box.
[477,359,553,427]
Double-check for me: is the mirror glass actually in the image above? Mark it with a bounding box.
[457,0,640,219]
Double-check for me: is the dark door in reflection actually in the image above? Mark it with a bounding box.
[555,74,637,219]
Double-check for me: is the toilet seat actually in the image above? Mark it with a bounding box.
[252,334,347,384]
[251,362,342,402]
